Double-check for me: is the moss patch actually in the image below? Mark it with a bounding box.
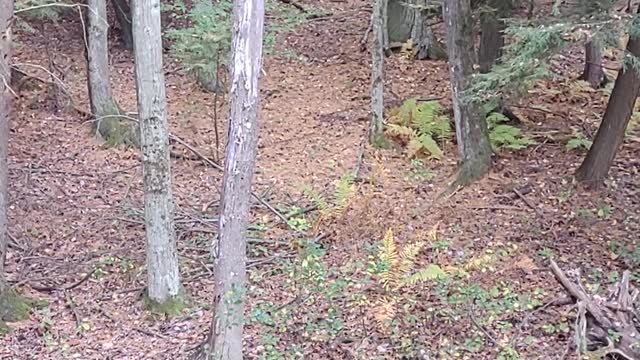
[0,288,33,334]
[144,290,189,317]
[94,103,140,148]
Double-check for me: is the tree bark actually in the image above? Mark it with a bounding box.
[86,0,138,147]
[386,0,446,60]
[203,0,265,356]
[0,0,12,296]
[132,0,182,305]
[578,40,608,89]
[575,22,640,187]
[370,0,385,145]
[478,0,511,73]
[111,0,134,51]
[444,0,492,186]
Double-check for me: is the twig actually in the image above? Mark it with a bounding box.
[512,188,542,215]
[468,305,497,345]
[510,297,573,347]
[353,135,367,179]
[276,0,306,12]
[133,326,166,339]
[65,292,83,328]
[360,12,373,50]
[64,269,96,291]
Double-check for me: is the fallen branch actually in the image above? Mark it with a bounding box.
[276,0,306,12]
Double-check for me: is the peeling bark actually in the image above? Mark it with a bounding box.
[370,0,385,145]
[0,0,12,297]
[203,0,265,356]
[132,0,182,304]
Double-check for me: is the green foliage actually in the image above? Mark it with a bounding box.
[165,0,233,90]
[566,133,593,151]
[302,172,355,221]
[386,99,450,159]
[486,112,535,150]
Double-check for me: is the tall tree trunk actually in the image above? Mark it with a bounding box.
[111,0,134,51]
[575,21,640,187]
[204,0,265,356]
[132,0,182,306]
[86,0,138,147]
[370,0,384,145]
[578,40,608,89]
[444,0,492,186]
[478,0,511,73]
[0,0,13,298]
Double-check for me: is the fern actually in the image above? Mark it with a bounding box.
[333,173,355,213]
[406,264,446,285]
[486,112,535,150]
[379,229,399,291]
[566,135,592,151]
[302,185,329,213]
[386,99,451,159]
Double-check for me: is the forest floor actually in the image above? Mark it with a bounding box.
[1,0,639,359]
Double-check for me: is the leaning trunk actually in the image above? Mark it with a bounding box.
[370,0,385,145]
[444,0,492,186]
[85,0,138,147]
[132,0,182,306]
[575,25,640,186]
[111,0,134,50]
[203,0,265,357]
[578,40,608,89]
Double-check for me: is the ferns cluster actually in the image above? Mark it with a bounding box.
[302,172,356,228]
[386,98,451,159]
[486,112,535,150]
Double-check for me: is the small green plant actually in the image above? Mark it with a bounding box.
[596,202,612,219]
[386,98,451,159]
[165,0,233,91]
[566,132,593,151]
[301,172,356,229]
[486,112,535,150]
[407,159,435,181]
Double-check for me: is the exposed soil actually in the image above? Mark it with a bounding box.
[1,0,638,359]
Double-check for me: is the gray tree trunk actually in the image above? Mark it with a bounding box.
[203,0,265,356]
[111,0,134,50]
[444,0,492,186]
[370,0,385,145]
[0,0,12,296]
[579,40,608,89]
[387,0,446,60]
[132,0,182,305]
[86,0,138,147]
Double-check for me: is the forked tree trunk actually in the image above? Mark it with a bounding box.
[132,0,182,305]
[575,18,640,187]
[111,0,133,50]
[444,0,492,186]
[579,40,608,89]
[370,0,385,145]
[0,0,12,297]
[203,0,265,356]
[386,0,446,60]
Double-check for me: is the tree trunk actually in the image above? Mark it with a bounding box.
[370,0,385,145]
[575,22,640,187]
[132,0,183,307]
[444,0,492,186]
[578,40,608,89]
[386,0,446,60]
[203,0,265,356]
[0,0,12,298]
[111,0,134,51]
[86,0,138,147]
[478,0,510,73]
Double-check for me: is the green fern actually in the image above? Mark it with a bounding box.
[566,134,592,151]
[406,264,446,285]
[333,173,355,213]
[486,112,535,150]
[302,185,329,213]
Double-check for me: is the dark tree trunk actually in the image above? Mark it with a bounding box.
[578,40,608,89]
[111,0,134,51]
[575,16,640,187]
[478,0,511,73]
[444,0,492,186]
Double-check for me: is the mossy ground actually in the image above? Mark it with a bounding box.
[94,103,140,148]
[144,290,189,317]
[0,288,34,335]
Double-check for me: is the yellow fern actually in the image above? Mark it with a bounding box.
[398,241,425,275]
[379,228,399,291]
